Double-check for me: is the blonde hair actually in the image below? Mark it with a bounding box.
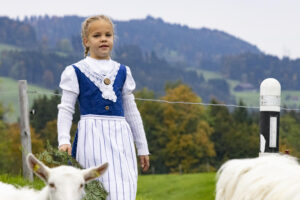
[81,15,115,57]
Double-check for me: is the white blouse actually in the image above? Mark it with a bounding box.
[59,56,136,97]
[57,56,149,155]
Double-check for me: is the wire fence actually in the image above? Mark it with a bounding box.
[1,89,300,111]
[25,89,300,112]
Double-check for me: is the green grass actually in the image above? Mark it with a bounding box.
[0,174,44,189]
[189,68,300,108]
[232,90,260,107]
[0,173,216,200]
[0,77,55,123]
[0,43,22,59]
[281,90,300,108]
[0,43,22,52]
[188,68,223,81]
[232,90,300,108]
[137,173,216,200]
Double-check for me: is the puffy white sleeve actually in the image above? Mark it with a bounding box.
[122,66,150,155]
[57,66,79,147]
[59,65,79,94]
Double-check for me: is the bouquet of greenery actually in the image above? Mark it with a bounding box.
[37,142,108,200]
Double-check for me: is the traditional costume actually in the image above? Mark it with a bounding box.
[57,56,149,200]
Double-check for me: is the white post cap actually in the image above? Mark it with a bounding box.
[260,78,281,112]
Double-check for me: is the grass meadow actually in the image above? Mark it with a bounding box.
[0,43,22,54]
[196,68,300,109]
[137,173,216,200]
[0,173,216,200]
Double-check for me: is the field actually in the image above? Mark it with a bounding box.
[0,43,22,59]
[0,173,216,200]
[137,173,215,200]
[0,77,54,122]
[0,43,21,52]
[195,68,300,109]
[232,89,300,109]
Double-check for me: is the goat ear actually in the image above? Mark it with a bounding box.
[83,162,108,183]
[26,153,50,182]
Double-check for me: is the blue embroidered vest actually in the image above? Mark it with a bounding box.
[72,64,127,116]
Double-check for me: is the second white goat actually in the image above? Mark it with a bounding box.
[215,153,300,200]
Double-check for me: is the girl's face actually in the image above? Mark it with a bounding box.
[84,20,114,60]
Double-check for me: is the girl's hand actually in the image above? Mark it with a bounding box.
[58,144,72,155]
[139,155,150,172]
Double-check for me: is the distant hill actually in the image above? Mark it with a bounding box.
[1,15,300,108]
[0,17,37,48]
[115,16,261,67]
[24,15,261,68]
[220,53,300,90]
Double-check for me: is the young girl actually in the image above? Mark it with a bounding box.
[57,15,150,200]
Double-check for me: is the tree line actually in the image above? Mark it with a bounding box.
[219,53,300,90]
[1,83,300,174]
[24,15,260,66]
[0,17,37,48]
[0,44,233,103]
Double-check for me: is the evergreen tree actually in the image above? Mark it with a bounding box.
[232,100,252,124]
[208,99,259,166]
[30,92,80,145]
[30,92,60,133]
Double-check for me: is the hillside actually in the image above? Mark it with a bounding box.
[191,68,300,109]
[116,16,261,65]
[0,43,235,104]
[1,16,299,109]
[220,53,300,90]
[0,77,54,122]
[24,15,261,68]
[0,17,37,48]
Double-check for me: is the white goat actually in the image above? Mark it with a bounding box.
[0,153,108,200]
[215,153,300,200]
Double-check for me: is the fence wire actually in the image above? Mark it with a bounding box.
[1,89,300,111]
[23,90,300,112]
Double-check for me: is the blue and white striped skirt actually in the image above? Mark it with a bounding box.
[75,115,138,200]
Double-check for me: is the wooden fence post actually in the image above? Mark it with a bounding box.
[18,80,33,181]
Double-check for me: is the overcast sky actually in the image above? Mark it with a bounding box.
[1,0,300,59]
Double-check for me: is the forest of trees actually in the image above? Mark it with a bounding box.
[24,15,261,66]
[1,84,300,174]
[219,53,300,90]
[0,17,37,48]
